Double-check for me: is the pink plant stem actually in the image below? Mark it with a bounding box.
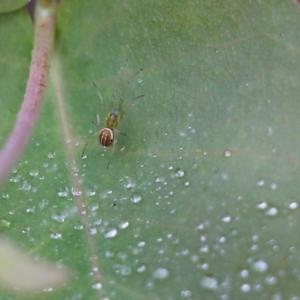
[0,1,58,184]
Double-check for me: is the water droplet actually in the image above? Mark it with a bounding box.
[179,131,187,137]
[200,276,218,290]
[58,187,69,197]
[119,221,129,229]
[265,207,278,217]
[200,235,207,242]
[268,126,274,135]
[188,126,196,134]
[39,199,48,209]
[47,152,56,158]
[272,293,282,300]
[100,189,112,199]
[52,213,67,223]
[153,268,169,280]
[93,218,102,226]
[181,290,192,298]
[221,173,229,180]
[48,164,58,172]
[137,265,146,273]
[265,276,277,285]
[124,178,136,189]
[224,150,232,157]
[1,218,11,228]
[256,202,268,210]
[138,241,146,247]
[289,202,298,210]
[173,168,185,178]
[222,215,231,223]
[90,228,97,235]
[29,170,39,177]
[155,176,165,183]
[74,223,84,230]
[196,223,205,231]
[9,176,20,183]
[85,189,96,197]
[219,236,226,243]
[71,187,82,196]
[89,202,99,211]
[92,283,102,290]
[199,245,209,253]
[240,283,251,293]
[26,206,35,213]
[131,194,142,203]
[50,233,62,239]
[270,183,277,190]
[119,265,132,276]
[256,179,265,187]
[239,269,249,278]
[181,249,189,256]
[105,250,114,258]
[252,260,268,273]
[253,284,263,292]
[105,228,117,238]
[20,181,32,191]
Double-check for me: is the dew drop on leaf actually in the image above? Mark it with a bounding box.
[131,194,142,203]
[289,202,298,210]
[181,290,192,298]
[89,228,97,235]
[58,187,69,197]
[29,170,39,177]
[265,207,278,217]
[240,283,251,293]
[71,187,82,196]
[105,229,117,238]
[200,276,218,290]
[256,179,265,187]
[1,218,11,228]
[224,150,232,157]
[92,283,102,290]
[119,221,129,229]
[137,265,146,273]
[50,233,62,239]
[252,260,268,273]
[153,268,169,280]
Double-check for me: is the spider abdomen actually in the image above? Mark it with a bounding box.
[99,128,114,147]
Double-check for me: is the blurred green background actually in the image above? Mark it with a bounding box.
[0,0,300,299]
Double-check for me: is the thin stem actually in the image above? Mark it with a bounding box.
[0,0,58,184]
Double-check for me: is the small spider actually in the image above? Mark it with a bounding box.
[81,59,144,168]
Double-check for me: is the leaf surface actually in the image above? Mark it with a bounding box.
[0,1,300,299]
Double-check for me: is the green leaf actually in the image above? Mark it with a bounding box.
[1,0,300,298]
